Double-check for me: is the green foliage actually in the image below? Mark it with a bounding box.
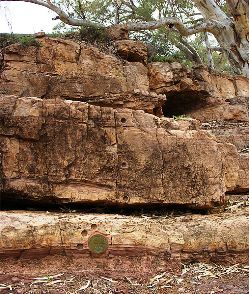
[59,0,114,25]
[173,114,192,120]
[189,33,232,74]
[79,25,110,43]
[0,33,41,48]
[52,0,233,74]
[0,33,17,48]
[17,35,41,47]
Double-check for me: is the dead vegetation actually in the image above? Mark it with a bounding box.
[0,262,248,293]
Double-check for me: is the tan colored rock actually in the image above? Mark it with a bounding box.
[236,153,249,192]
[218,143,240,191]
[202,121,249,193]
[106,26,129,40]
[236,77,249,97]
[0,38,162,112]
[149,63,249,123]
[190,104,249,122]
[115,40,148,64]
[0,209,248,260]
[2,37,249,124]
[149,62,188,93]
[0,95,238,208]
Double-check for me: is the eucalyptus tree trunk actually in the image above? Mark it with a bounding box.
[204,33,214,70]
[194,0,249,76]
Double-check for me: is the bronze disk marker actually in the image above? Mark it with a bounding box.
[88,234,109,254]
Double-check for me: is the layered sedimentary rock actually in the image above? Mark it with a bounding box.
[1,36,249,123]
[0,36,249,262]
[149,62,249,122]
[0,36,248,200]
[0,209,248,260]
[0,37,164,114]
[201,121,249,192]
[115,39,148,64]
[0,95,239,208]
[148,62,249,193]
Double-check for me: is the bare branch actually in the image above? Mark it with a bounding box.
[1,0,223,37]
[193,0,229,22]
[0,0,102,27]
[179,37,203,64]
[119,18,222,36]
[210,47,223,52]
[174,40,203,65]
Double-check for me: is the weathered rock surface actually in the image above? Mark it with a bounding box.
[1,36,249,264]
[202,121,249,192]
[1,37,249,122]
[2,37,249,120]
[0,37,164,113]
[149,63,249,122]
[148,62,249,193]
[0,209,248,260]
[0,95,239,208]
[115,40,148,64]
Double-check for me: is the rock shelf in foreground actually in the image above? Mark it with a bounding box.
[0,209,248,261]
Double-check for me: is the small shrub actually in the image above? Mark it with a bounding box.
[0,34,41,49]
[79,25,110,44]
[17,35,41,47]
[173,114,192,120]
[0,33,17,48]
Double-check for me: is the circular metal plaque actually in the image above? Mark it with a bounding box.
[88,234,109,254]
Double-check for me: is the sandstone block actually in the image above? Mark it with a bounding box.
[115,40,148,64]
[0,95,237,208]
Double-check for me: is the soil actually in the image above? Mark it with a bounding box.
[0,255,248,294]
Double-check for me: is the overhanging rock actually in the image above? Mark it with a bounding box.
[0,95,239,208]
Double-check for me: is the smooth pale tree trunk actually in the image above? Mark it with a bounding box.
[194,0,249,76]
[204,33,214,70]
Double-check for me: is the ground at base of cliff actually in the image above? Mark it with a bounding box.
[0,255,248,294]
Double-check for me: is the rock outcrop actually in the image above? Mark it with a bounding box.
[0,95,237,208]
[0,209,248,260]
[0,38,164,114]
[115,40,148,64]
[0,36,248,205]
[0,36,249,261]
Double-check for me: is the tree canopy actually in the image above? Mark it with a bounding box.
[1,0,249,76]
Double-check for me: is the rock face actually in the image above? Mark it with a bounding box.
[148,62,249,193]
[115,40,148,64]
[0,36,248,205]
[0,209,248,260]
[0,95,236,208]
[0,36,249,261]
[149,62,249,122]
[0,38,164,114]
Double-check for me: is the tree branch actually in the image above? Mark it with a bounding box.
[204,32,214,69]
[210,46,223,52]
[1,0,223,37]
[174,39,203,65]
[193,0,230,22]
[178,37,203,64]
[1,0,102,27]
[119,18,222,36]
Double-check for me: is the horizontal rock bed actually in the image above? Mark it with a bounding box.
[0,208,248,261]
